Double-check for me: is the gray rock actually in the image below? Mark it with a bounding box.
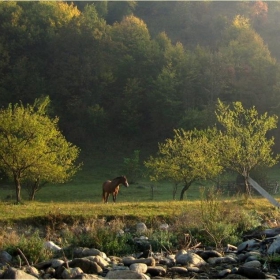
[237,239,259,252]
[86,255,109,269]
[237,266,266,279]
[218,268,231,277]
[146,265,166,277]
[51,259,65,268]
[73,248,103,258]
[0,251,12,264]
[122,257,155,266]
[68,258,103,274]
[1,267,38,279]
[106,269,149,279]
[208,256,237,265]
[129,263,147,274]
[242,260,262,269]
[72,273,100,279]
[136,223,147,233]
[224,273,249,279]
[197,250,222,260]
[61,267,83,279]
[175,252,207,267]
[170,266,188,274]
[267,236,280,254]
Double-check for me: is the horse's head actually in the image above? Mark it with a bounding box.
[121,175,129,187]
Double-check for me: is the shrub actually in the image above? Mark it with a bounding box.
[199,186,241,248]
[61,218,136,256]
[5,231,54,265]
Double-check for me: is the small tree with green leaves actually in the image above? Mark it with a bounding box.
[0,96,81,203]
[145,128,223,200]
[216,99,279,196]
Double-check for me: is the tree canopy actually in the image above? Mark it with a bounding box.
[145,128,222,200]
[145,100,279,199]
[216,99,279,194]
[1,1,280,152]
[0,96,81,203]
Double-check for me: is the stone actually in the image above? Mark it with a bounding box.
[106,269,149,279]
[44,241,61,251]
[34,260,52,270]
[130,263,148,274]
[72,273,100,279]
[1,267,38,279]
[208,256,237,265]
[122,257,156,266]
[86,255,109,269]
[0,251,12,264]
[73,247,103,258]
[170,266,188,274]
[237,266,266,279]
[175,252,207,267]
[136,223,148,233]
[242,260,262,269]
[197,250,222,260]
[52,259,65,268]
[237,239,259,253]
[68,258,103,274]
[267,236,280,254]
[217,268,231,277]
[61,267,83,279]
[146,265,166,277]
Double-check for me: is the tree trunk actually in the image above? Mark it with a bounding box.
[180,182,193,200]
[173,183,178,200]
[244,177,251,196]
[13,173,21,204]
[29,178,40,201]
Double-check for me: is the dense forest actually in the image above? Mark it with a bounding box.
[1,1,280,154]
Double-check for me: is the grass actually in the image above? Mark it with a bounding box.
[0,196,279,223]
[1,151,280,223]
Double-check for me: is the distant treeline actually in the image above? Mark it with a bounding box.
[1,1,280,151]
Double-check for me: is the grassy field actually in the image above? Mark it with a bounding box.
[1,150,280,223]
[0,197,280,223]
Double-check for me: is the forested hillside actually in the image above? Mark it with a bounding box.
[1,1,280,154]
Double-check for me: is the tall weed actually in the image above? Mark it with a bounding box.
[199,186,239,248]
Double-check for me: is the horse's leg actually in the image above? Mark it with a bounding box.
[113,190,119,203]
[102,189,106,203]
[105,193,110,203]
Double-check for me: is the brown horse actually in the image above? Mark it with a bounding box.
[102,176,129,203]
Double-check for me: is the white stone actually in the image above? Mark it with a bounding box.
[44,241,61,251]
[130,263,148,274]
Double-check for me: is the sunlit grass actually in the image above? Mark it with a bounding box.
[0,198,279,223]
[1,155,280,223]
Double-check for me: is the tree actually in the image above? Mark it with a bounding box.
[144,128,222,200]
[218,15,278,110]
[216,99,279,195]
[0,1,81,107]
[0,96,81,203]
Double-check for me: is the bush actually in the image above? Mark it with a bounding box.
[5,231,54,265]
[61,218,137,256]
[199,186,241,248]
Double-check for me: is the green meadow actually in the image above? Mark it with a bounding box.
[1,149,280,223]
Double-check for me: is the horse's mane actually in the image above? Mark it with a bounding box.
[113,176,125,180]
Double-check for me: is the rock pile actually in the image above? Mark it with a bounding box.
[2,224,280,279]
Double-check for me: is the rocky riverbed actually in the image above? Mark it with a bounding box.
[2,225,280,279]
